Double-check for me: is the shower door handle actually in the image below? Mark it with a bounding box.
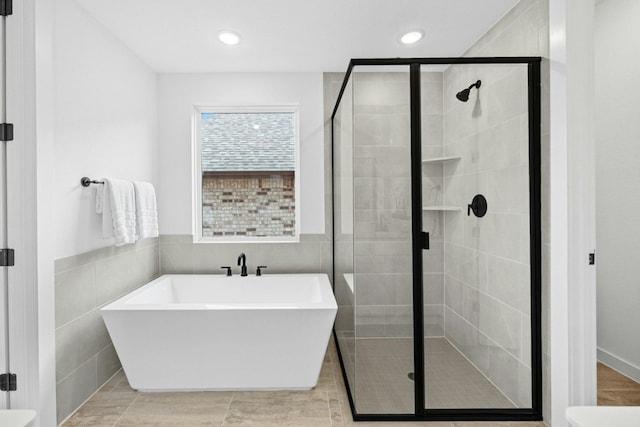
[421,231,430,250]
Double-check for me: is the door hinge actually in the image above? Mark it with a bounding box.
[0,373,16,391]
[589,252,595,265]
[0,123,13,141]
[0,0,11,17]
[0,249,14,266]
[421,231,430,250]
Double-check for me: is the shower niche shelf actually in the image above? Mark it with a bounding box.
[421,155,461,164]
[422,206,461,212]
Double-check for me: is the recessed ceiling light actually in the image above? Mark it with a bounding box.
[218,31,240,46]
[400,30,424,45]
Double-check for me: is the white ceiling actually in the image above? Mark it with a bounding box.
[74,0,521,73]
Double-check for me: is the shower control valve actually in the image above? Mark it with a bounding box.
[467,194,488,218]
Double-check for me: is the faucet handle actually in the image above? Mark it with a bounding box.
[221,266,232,276]
[256,266,267,276]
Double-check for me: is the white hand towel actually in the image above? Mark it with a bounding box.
[103,178,137,246]
[95,180,113,239]
[133,181,159,239]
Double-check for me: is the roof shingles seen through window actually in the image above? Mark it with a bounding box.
[201,112,295,172]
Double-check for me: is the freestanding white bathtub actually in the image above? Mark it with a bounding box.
[101,274,337,391]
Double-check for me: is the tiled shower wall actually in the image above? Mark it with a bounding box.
[352,71,413,339]
[442,63,532,407]
[54,238,160,423]
[441,0,550,409]
[421,72,446,338]
[351,71,446,339]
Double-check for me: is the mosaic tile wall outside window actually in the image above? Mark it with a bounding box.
[199,111,297,238]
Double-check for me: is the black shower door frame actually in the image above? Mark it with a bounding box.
[330,57,542,422]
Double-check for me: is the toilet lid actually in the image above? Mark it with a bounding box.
[567,406,640,427]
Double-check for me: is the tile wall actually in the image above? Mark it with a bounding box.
[351,71,412,339]
[441,62,532,407]
[460,9,551,407]
[421,71,447,338]
[54,238,160,423]
[439,0,550,408]
[349,71,447,340]
[158,234,332,276]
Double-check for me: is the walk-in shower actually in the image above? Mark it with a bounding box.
[331,57,541,422]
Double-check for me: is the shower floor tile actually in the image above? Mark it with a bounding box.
[338,337,514,414]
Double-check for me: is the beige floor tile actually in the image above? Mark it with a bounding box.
[223,389,331,426]
[328,390,345,426]
[63,393,133,425]
[62,372,137,426]
[347,423,454,427]
[100,370,128,392]
[453,423,545,427]
[315,358,338,392]
[61,336,546,427]
[117,392,232,425]
[117,423,219,427]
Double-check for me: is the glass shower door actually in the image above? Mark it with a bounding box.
[333,72,355,403]
[422,63,534,410]
[351,66,414,414]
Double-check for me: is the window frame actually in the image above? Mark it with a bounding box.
[192,104,301,243]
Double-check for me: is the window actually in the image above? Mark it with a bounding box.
[193,105,300,242]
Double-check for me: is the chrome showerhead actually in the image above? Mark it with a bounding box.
[456,80,482,102]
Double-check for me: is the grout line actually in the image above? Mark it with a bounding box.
[326,345,343,426]
[443,270,530,318]
[323,390,333,426]
[445,305,525,364]
[112,394,139,427]
[220,390,235,426]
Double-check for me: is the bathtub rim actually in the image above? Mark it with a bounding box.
[100,273,338,311]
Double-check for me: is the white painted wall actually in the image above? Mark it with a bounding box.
[53,0,158,259]
[157,73,325,236]
[595,0,640,381]
[549,0,598,425]
[9,0,57,424]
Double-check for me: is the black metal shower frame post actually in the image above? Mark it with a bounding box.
[528,60,543,420]
[409,63,426,416]
[330,57,543,423]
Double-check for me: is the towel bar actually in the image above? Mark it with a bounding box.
[80,177,105,187]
